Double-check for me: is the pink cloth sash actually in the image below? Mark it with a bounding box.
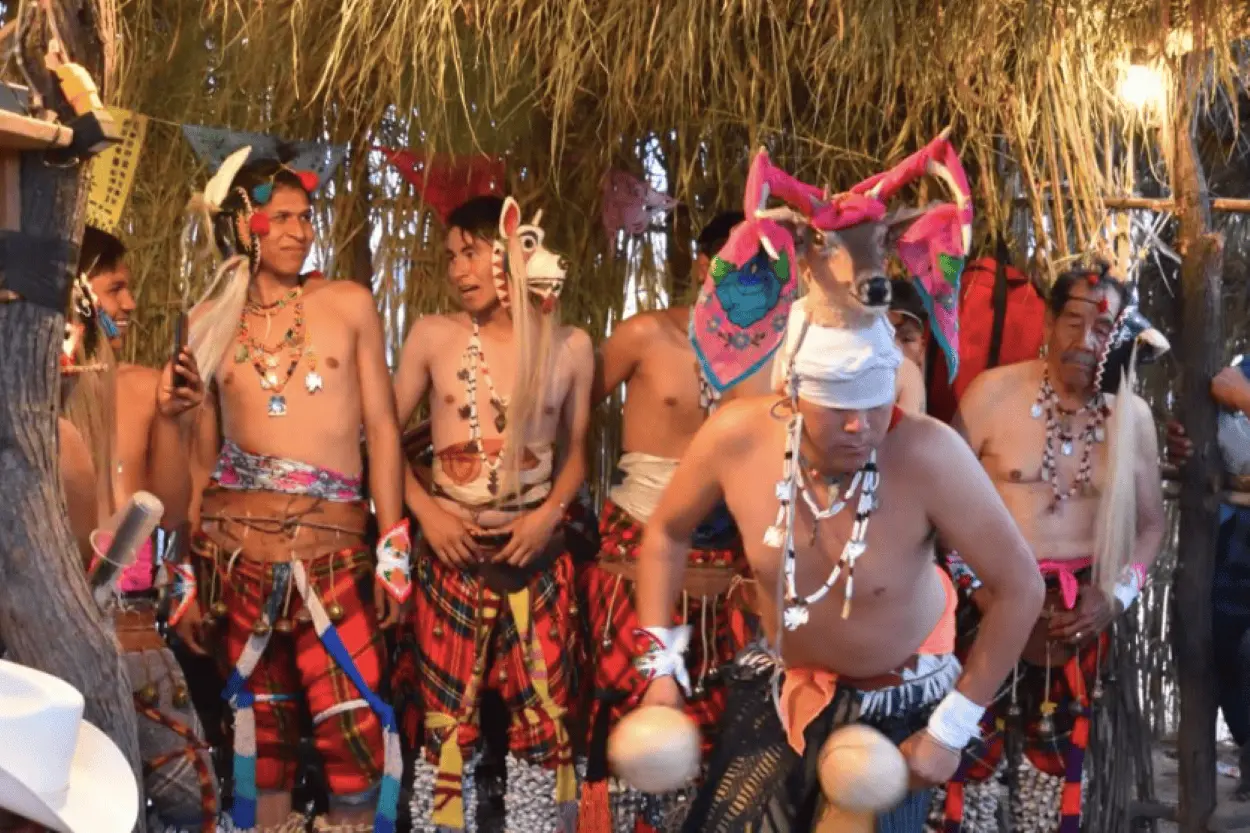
[1036,556,1093,611]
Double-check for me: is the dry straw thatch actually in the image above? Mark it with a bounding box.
[96,0,1246,373]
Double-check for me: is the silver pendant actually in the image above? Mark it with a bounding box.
[1031,402,1043,419]
[845,539,867,560]
[305,371,323,393]
[268,394,287,417]
[1061,440,1074,456]
[1094,425,1105,443]
[265,355,278,369]
[783,603,810,631]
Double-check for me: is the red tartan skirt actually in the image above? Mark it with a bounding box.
[578,499,753,761]
[401,544,578,769]
[191,534,386,797]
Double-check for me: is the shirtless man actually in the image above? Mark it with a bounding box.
[580,210,771,827]
[943,265,1167,831]
[632,287,1043,830]
[175,154,407,833]
[393,195,593,832]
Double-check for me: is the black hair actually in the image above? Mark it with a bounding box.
[446,195,506,243]
[79,226,127,276]
[696,210,745,256]
[212,158,312,258]
[1047,262,1128,320]
[889,278,928,324]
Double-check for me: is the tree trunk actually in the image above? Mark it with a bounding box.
[0,2,144,830]
[1171,24,1224,833]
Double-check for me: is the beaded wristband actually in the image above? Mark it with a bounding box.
[168,563,198,628]
[633,625,692,695]
[375,519,413,603]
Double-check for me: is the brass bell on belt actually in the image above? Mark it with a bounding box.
[252,619,272,636]
[274,619,294,635]
[172,686,190,708]
[139,684,159,705]
[294,609,312,625]
[211,601,229,618]
[432,624,444,638]
[326,602,345,622]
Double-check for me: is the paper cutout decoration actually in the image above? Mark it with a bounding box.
[85,108,149,236]
[378,148,505,223]
[601,169,678,239]
[181,124,346,190]
[690,149,806,393]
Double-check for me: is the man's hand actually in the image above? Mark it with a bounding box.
[373,583,404,629]
[1049,585,1115,643]
[899,730,962,788]
[157,347,205,420]
[1165,420,1193,467]
[494,504,561,566]
[419,504,481,568]
[1213,367,1250,413]
[639,675,686,710]
[173,601,209,656]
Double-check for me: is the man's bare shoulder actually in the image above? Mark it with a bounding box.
[407,311,468,340]
[556,324,594,357]
[313,278,375,315]
[610,308,671,342]
[959,360,1040,417]
[703,395,784,454]
[117,363,161,403]
[888,413,970,469]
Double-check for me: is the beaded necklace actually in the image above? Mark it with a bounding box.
[456,318,510,495]
[1030,366,1107,508]
[765,407,880,630]
[234,287,322,416]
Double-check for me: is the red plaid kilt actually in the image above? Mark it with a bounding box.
[405,544,578,768]
[191,533,386,797]
[578,499,753,761]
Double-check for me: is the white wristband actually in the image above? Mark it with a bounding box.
[1112,563,1146,613]
[926,690,985,751]
[634,625,693,695]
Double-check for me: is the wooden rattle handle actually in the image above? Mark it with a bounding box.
[816,803,875,833]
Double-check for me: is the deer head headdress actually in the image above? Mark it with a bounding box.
[691,130,973,393]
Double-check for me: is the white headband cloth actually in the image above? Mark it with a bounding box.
[771,299,902,410]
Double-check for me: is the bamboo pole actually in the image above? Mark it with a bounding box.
[1170,9,1225,830]
[1012,195,1250,214]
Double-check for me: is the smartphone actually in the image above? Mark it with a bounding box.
[172,312,188,388]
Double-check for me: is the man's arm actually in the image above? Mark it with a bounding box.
[130,367,193,530]
[895,358,927,415]
[392,317,445,526]
[917,420,1044,706]
[58,417,99,568]
[950,373,992,456]
[636,403,745,628]
[591,313,652,406]
[348,285,404,533]
[1212,367,1250,418]
[1130,394,1167,571]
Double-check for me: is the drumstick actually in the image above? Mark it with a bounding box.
[88,491,165,603]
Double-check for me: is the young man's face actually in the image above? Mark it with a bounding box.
[797,399,894,473]
[1046,281,1122,393]
[888,311,927,371]
[253,185,313,278]
[445,226,501,315]
[88,260,135,350]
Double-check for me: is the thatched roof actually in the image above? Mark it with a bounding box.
[68,0,1249,367]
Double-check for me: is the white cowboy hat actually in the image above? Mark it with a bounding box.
[0,660,139,833]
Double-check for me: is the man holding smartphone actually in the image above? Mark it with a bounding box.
[61,225,215,830]
[392,195,594,832]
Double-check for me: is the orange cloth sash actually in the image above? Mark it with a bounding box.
[781,565,958,754]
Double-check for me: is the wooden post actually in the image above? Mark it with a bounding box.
[0,3,145,830]
[1171,19,1224,833]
